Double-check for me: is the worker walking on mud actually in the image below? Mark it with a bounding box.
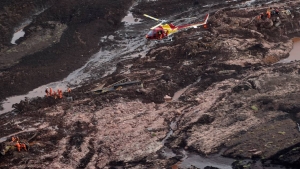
[57,89,63,99]
[49,88,53,96]
[266,8,271,19]
[45,87,49,97]
[275,8,280,15]
[67,87,71,97]
[257,13,265,20]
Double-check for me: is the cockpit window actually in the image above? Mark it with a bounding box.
[147,30,156,37]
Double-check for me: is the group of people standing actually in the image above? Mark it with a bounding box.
[258,7,280,20]
[45,87,71,99]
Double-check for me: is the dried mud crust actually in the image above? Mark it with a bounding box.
[1,0,300,168]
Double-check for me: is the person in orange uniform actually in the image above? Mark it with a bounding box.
[266,8,271,19]
[45,87,49,97]
[11,136,27,152]
[49,88,53,96]
[15,141,27,151]
[66,87,71,97]
[257,13,264,20]
[58,89,63,99]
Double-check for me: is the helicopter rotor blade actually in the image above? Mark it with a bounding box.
[150,22,164,29]
[143,14,161,22]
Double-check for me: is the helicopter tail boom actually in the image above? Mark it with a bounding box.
[176,13,209,30]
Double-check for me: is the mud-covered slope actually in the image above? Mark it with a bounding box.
[0,0,53,48]
[1,0,300,169]
[0,0,134,102]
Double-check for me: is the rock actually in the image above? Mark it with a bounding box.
[248,79,261,91]
[253,150,262,156]
[252,150,263,158]
[232,81,252,92]
[196,114,215,125]
[195,97,202,103]
[164,95,172,102]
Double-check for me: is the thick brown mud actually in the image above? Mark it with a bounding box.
[1,0,300,168]
[0,0,135,102]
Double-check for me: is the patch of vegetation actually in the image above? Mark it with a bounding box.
[251,105,258,111]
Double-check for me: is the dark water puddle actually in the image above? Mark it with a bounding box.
[11,29,25,44]
[10,19,31,44]
[161,108,291,169]
[121,11,141,25]
[1,3,148,115]
[171,150,290,169]
[176,149,234,169]
[10,7,48,45]
[160,114,234,169]
[0,83,68,115]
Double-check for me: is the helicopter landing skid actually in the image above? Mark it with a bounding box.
[154,36,173,44]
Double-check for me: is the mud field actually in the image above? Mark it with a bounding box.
[1,0,300,168]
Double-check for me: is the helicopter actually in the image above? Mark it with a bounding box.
[144,13,209,40]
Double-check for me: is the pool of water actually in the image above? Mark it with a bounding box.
[11,29,25,44]
[121,11,142,25]
[0,7,149,115]
[0,82,69,115]
[287,37,300,61]
[177,150,234,169]
[279,37,300,63]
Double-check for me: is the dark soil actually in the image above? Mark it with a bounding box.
[1,0,300,168]
[0,0,134,101]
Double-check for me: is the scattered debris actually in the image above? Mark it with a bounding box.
[90,78,142,94]
[252,150,263,157]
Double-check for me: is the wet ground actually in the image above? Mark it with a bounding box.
[279,37,300,62]
[1,0,300,168]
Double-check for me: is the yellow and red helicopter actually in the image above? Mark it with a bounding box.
[144,13,209,40]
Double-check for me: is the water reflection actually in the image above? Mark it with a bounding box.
[11,30,25,44]
[287,37,300,61]
[121,11,141,25]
